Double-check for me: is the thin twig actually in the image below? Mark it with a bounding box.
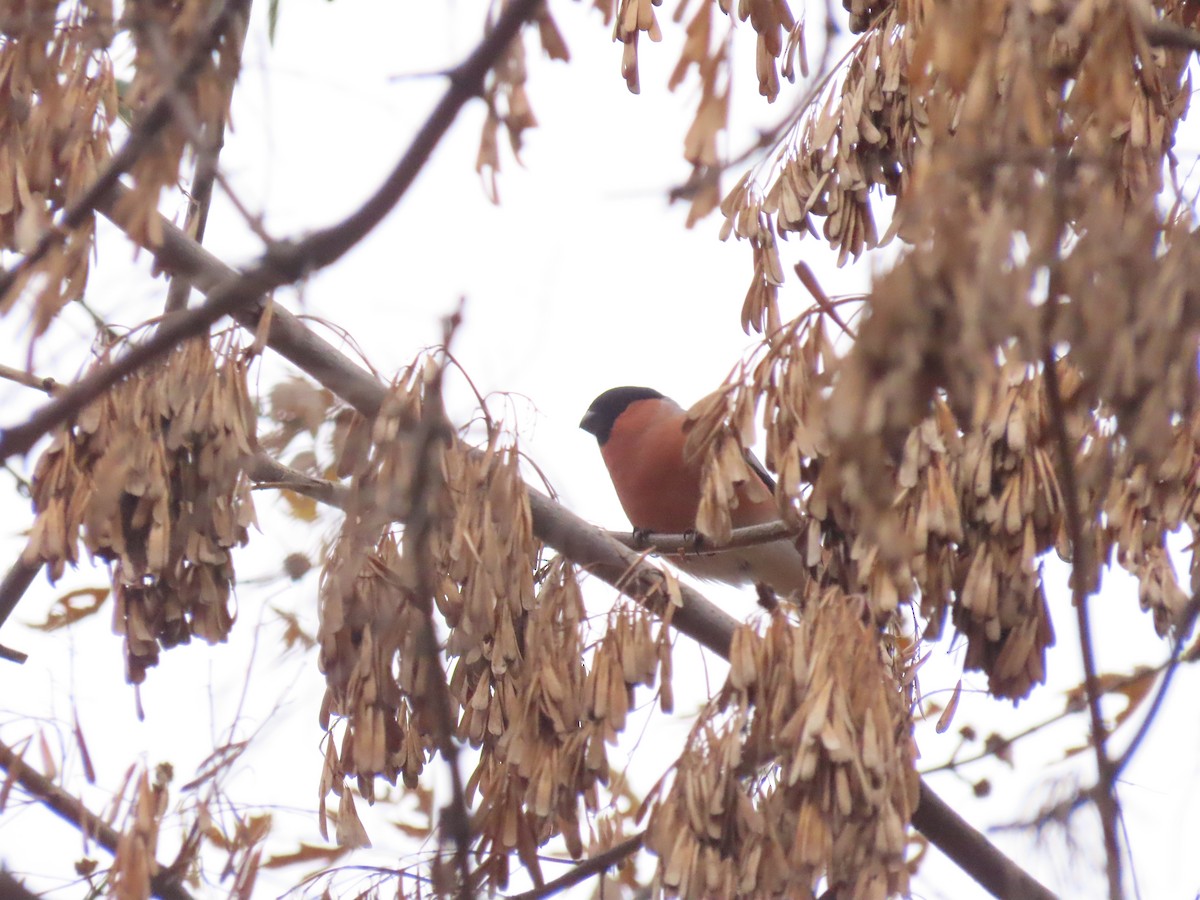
[400,306,472,899]
[920,663,1179,776]
[606,519,795,553]
[0,740,197,900]
[1112,596,1200,778]
[1039,147,1122,897]
[0,362,60,394]
[1042,348,1123,898]
[155,1,250,314]
[507,833,644,900]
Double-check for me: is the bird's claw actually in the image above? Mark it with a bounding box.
[632,527,653,549]
[755,582,779,611]
[683,529,706,554]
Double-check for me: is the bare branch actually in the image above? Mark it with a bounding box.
[507,833,644,900]
[0,363,60,395]
[1043,348,1123,898]
[0,870,43,900]
[606,519,795,553]
[0,555,40,657]
[1112,596,1200,778]
[1141,18,1200,52]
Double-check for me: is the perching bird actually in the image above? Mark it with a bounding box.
[580,386,808,596]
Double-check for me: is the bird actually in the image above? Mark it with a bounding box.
[580,386,808,597]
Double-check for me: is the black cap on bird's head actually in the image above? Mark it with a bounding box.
[580,386,665,445]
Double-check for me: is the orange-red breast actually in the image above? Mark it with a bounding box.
[581,386,806,595]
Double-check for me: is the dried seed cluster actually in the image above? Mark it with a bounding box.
[724,0,1193,332]
[476,4,569,202]
[645,595,918,899]
[0,1,116,331]
[112,0,245,248]
[688,302,1199,700]
[110,765,171,900]
[317,368,674,890]
[678,0,1200,706]
[26,336,256,682]
[589,0,804,223]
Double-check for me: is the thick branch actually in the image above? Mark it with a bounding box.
[0,740,196,900]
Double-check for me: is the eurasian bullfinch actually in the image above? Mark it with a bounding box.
[580,386,808,596]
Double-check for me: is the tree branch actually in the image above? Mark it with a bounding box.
[1043,345,1123,898]
[1112,596,1200,778]
[605,519,796,553]
[507,833,645,900]
[0,869,43,900]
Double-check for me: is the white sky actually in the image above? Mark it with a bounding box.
[2,2,1200,898]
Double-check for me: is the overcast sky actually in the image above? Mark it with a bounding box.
[2,2,1199,898]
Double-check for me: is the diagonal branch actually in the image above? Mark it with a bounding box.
[507,833,645,900]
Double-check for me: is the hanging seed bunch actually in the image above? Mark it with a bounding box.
[109,764,172,900]
[582,0,803,223]
[476,4,569,203]
[319,363,662,889]
[112,0,246,248]
[645,594,918,899]
[0,0,116,331]
[318,369,447,815]
[25,335,256,682]
[688,302,1198,701]
[667,0,1200,707]
[721,0,1194,333]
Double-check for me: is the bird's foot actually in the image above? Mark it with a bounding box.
[755,582,779,612]
[631,527,653,549]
